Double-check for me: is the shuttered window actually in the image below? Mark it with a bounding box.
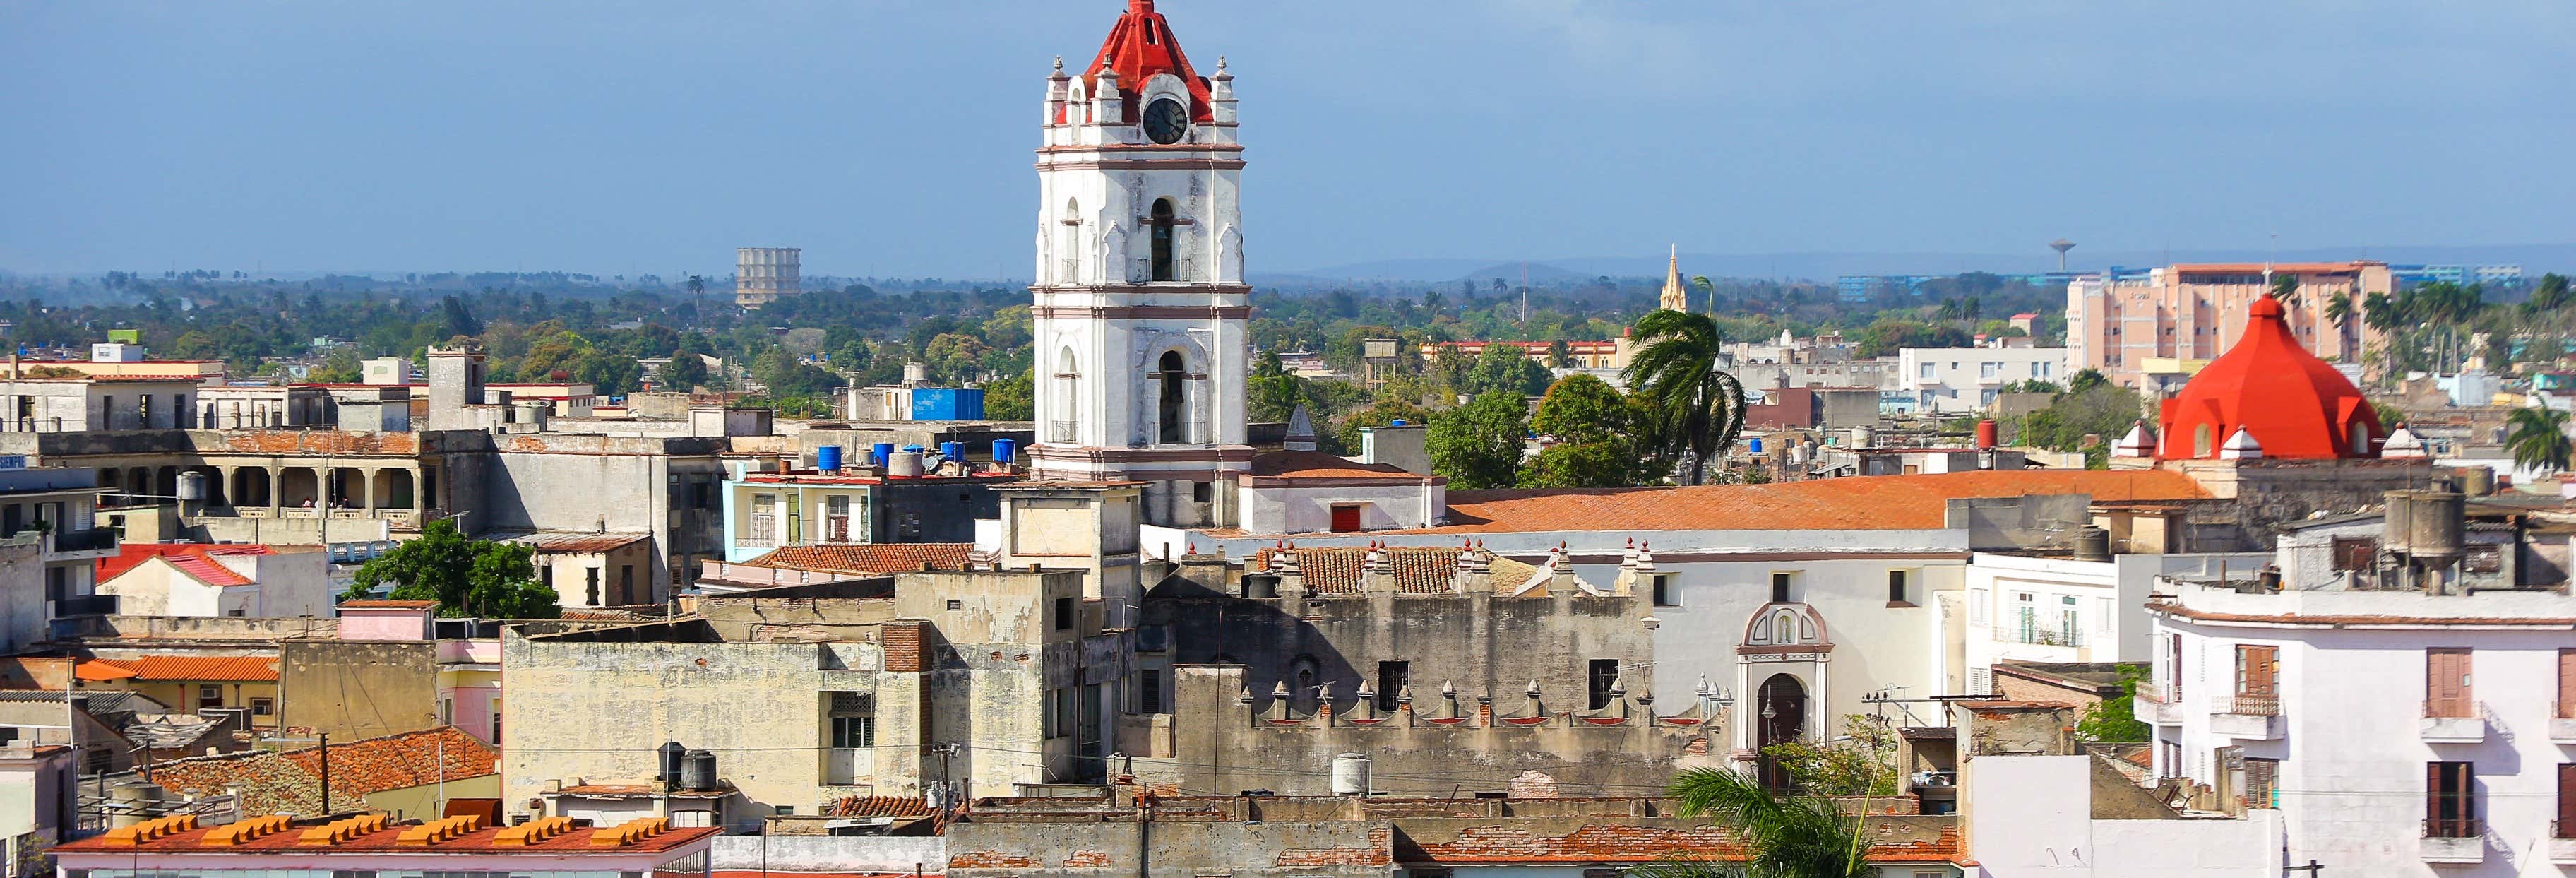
[2427,762,2476,838]
[2426,648,2474,719]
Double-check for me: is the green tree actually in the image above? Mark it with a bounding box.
[519,331,592,380]
[1758,713,1898,797]
[1621,311,1746,485]
[752,347,843,397]
[2066,367,2109,394]
[1529,374,1635,446]
[983,367,1034,421]
[1545,339,1574,369]
[1518,441,1636,489]
[657,351,708,392]
[306,348,362,384]
[2076,667,2152,743]
[573,350,643,396]
[342,519,560,619]
[2015,384,2146,456]
[1467,343,1551,398]
[2505,407,2573,475]
[2529,273,2572,313]
[1633,766,1871,878]
[2266,271,2301,305]
[1427,391,1528,489]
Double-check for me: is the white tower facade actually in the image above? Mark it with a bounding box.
[1028,0,1250,528]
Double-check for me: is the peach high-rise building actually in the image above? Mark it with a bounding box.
[2065,261,2393,393]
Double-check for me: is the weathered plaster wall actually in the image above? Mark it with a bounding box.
[280,640,438,742]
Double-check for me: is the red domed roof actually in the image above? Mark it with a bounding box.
[2157,296,2381,460]
[1077,0,1215,124]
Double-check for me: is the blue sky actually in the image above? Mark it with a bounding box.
[3,1,2570,278]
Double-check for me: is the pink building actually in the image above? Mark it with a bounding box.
[2065,261,2393,393]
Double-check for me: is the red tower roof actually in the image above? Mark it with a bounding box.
[2157,296,2381,461]
[1080,0,1215,124]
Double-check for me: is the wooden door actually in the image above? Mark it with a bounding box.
[2559,764,2575,835]
[2427,648,2474,718]
[2558,650,2575,718]
[2235,645,2279,711]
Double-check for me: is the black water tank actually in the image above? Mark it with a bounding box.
[657,742,686,787]
[681,749,717,791]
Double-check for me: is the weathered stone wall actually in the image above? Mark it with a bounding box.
[1136,665,1715,798]
[279,639,438,742]
[946,819,1390,878]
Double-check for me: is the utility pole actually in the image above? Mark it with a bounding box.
[316,732,330,817]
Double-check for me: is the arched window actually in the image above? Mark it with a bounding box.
[1158,350,1186,444]
[1058,198,1081,283]
[1150,198,1176,282]
[1050,347,1080,444]
[2193,424,2214,457]
[2349,421,2371,456]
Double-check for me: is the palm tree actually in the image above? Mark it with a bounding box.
[2267,271,2301,306]
[1691,275,1716,314]
[1629,768,1871,878]
[2505,407,2573,475]
[1622,310,1746,485]
[2322,292,2356,359]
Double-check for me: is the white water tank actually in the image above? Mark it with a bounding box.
[889,451,925,478]
[176,471,208,502]
[1330,752,1370,796]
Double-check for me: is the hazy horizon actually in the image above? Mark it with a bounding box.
[6,1,2571,278]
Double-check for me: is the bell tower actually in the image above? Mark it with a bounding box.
[1029,0,1250,528]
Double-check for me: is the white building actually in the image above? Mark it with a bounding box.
[2139,499,2576,875]
[1967,755,2283,878]
[1025,6,1251,528]
[1898,346,2068,414]
[1962,551,2265,694]
[734,247,801,309]
[95,545,332,618]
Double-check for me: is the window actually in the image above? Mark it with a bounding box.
[1191,481,1212,504]
[824,494,852,542]
[250,698,274,717]
[2233,645,2279,713]
[539,564,554,591]
[2095,597,2113,633]
[1969,589,1988,625]
[1587,659,1621,711]
[585,567,601,607]
[2427,761,2476,838]
[44,567,65,603]
[197,685,222,710]
[1054,596,1074,631]
[1980,362,2000,379]
[946,599,964,611]
[2159,740,2183,780]
[2463,543,2503,574]
[1886,569,1909,605]
[2330,536,2378,572]
[2426,648,2474,718]
[1918,363,1934,379]
[1149,198,1177,281]
[619,565,635,605]
[1376,662,1407,711]
[2061,595,2080,644]
[775,806,796,817]
[1157,350,1187,444]
[1651,574,1676,607]
[2246,757,2279,809]
[440,699,454,725]
[1771,572,1794,603]
[830,692,876,748]
[1967,667,1993,696]
[2560,650,2575,720]
[1330,504,1362,533]
[749,493,777,547]
[1140,669,1164,714]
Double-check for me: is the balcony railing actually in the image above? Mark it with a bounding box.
[2218,694,2280,716]
[51,528,117,553]
[1998,625,2087,647]
[2425,817,2481,839]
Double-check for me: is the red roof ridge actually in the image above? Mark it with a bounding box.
[1078,0,1215,124]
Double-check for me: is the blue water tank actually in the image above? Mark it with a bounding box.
[1390,418,1407,427]
[901,444,926,454]
[1748,437,1765,454]
[940,441,966,463]
[816,446,843,473]
[992,438,1018,464]
[871,443,895,467]
[910,388,987,422]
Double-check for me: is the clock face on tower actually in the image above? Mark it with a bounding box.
[1143,98,1189,145]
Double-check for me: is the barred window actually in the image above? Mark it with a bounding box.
[2331,537,2378,572]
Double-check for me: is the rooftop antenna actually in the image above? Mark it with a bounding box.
[2049,239,2076,272]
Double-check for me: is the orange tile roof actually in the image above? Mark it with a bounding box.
[825,795,936,819]
[1252,546,1463,595]
[55,819,715,855]
[1248,450,1426,480]
[513,533,651,554]
[73,663,136,682]
[743,543,975,576]
[1401,470,2210,534]
[143,727,496,817]
[84,655,278,682]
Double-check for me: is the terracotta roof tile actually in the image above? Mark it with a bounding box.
[55,821,715,855]
[1404,470,2209,534]
[1252,546,1460,595]
[743,544,974,576]
[145,727,496,817]
[511,533,651,554]
[825,795,936,818]
[81,656,278,682]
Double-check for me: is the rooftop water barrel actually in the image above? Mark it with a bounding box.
[816,446,843,473]
[992,438,1018,464]
[872,443,895,467]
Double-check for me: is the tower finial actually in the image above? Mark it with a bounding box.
[1054,55,1065,74]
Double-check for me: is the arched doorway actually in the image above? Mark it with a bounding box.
[1149,198,1176,281]
[1755,673,1808,790]
[1157,350,1186,444]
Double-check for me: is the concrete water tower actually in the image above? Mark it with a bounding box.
[2049,239,2077,271]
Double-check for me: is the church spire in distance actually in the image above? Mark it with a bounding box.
[1659,245,1689,312]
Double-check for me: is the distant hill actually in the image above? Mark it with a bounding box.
[1283,244,2576,283]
